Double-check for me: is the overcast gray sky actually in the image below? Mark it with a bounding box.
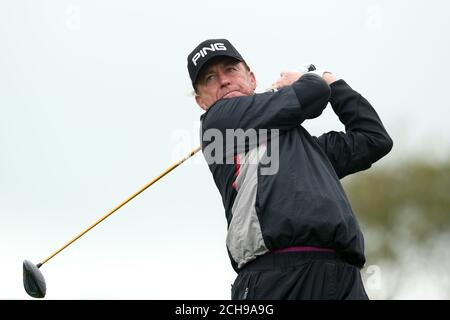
[1,0,449,299]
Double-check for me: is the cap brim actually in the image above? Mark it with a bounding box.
[192,54,244,86]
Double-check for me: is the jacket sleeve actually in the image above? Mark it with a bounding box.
[314,79,393,179]
[202,73,330,131]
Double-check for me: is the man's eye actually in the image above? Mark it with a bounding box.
[205,74,216,82]
[227,66,238,72]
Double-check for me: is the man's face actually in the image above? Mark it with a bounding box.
[195,57,256,111]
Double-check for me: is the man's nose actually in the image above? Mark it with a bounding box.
[218,72,231,87]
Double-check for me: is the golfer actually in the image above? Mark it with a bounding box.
[187,39,393,300]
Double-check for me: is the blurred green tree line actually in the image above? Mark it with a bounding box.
[344,159,450,260]
[342,158,450,298]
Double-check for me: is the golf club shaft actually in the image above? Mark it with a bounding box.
[39,146,201,267]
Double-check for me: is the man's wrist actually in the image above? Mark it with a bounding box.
[322,72,338,85]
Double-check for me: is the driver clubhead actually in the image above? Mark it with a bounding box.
[23,260,46,298]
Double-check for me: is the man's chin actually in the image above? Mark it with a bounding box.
[227,91,245,99]
[222,91,244,99]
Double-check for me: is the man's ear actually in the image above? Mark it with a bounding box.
[195,94,208,111]
[249,70,257,91]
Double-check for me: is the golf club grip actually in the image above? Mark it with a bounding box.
[39,146,201,266]
[266,64,317,92]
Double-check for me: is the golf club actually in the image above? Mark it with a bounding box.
[23,146,201,298]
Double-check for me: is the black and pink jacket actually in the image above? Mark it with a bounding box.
[200,73,393,272]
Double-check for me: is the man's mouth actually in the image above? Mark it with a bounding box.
[222,90,239,99]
